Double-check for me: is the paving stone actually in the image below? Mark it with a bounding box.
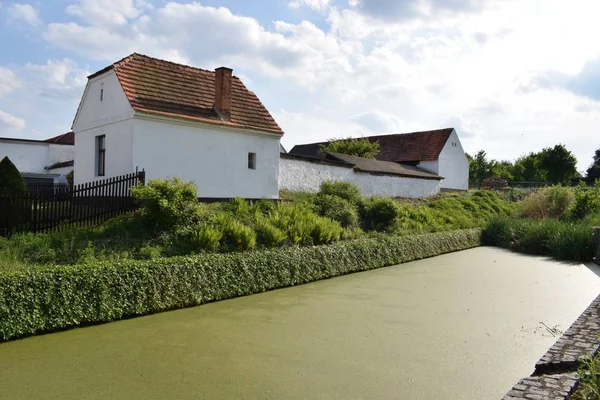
[501,373,579,400]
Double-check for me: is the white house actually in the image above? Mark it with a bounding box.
[73,53,284,199]
[0,132,74,185]
[290,128,469,191]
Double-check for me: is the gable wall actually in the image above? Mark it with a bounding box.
[132,117,281,199]
[436,130,469,190]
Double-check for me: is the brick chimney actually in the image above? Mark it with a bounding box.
[214,66,233,121]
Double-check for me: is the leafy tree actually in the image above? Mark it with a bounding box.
[466,150,490,188]
[513,153,544,182]
[319,137,380,159]
[538,144,578,184]
[586,148,600,182]
[489,160,514,181]
[0,156,27,196]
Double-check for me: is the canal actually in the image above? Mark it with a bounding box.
[1,247,599,399]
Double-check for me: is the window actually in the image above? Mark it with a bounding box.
[100,88,104,102]
[248,152,256,170]
[96,135,106,176]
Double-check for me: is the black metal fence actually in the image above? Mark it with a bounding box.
[0,170,145,236]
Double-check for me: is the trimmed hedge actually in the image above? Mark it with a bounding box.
[0,229,481,341]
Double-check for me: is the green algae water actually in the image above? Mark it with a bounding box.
[1,247,599,400]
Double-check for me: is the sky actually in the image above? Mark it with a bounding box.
[0,0,599,172]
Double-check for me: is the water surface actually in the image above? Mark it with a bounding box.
[1,247,599,399]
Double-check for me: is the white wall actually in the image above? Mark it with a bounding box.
[73,70,135,185]
[74,119,134,185]
[0,140,50,174]
[437,130,469,190]
[279,156,441,198]
[132,117,281,199]
[0,140,74,182]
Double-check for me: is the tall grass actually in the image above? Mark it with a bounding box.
[482,214,600,262]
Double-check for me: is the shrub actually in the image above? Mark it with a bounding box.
[0,156,27,197]
[216,216,256,251]
[569,181,600,220]
[314,194,359,228]
[131,178,199,231]
[482,216,595,262]
[255,220,286,247]
[319,181,363,206]
[0,229,482,341]
[520,186,574,219]
[361,197,398,231]
[138,244,163,260]
[192,225,223,252]
[267,202,344,245]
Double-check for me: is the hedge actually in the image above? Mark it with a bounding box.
[0,229,481,341]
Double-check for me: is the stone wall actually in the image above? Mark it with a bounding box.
[502,293,600,399]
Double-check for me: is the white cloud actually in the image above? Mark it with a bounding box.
[0,67,19,98]
[25,59,89,90]
[289,0,331,10]
[66,0,141,27]
[0,110,25,134]
[350,109,405,133]
[7,3,41,27]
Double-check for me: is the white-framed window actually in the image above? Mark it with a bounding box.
[96,135,106,176]
[248,152,256,170]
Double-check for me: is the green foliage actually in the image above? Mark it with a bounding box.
[482,215,599,262]
[0,229,482,341]
[538,144,579,184]
[192,225,223,252]
[65,170,74,188]
[319,137,380,159]
[255,220,286,247]
[314,194,359,228]
[0,156,27,197]
[520,185,574,219]
[131,178,198,231]
[467,150,491,188]
[215,215,256,251]
[587,149,600,182]
[569,181,600,220]
[574,355,600,400]
[513,153,544,182]
[318,181,363,206]
[360,197,398,231]
[268,202,343,245]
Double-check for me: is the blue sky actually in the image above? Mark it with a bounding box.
[0,0,598,171]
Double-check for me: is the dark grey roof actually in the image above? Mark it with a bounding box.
[326,152,443,180]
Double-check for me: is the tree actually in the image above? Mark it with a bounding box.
[513,153,544,182]
[586,148,600,182]
[0,156,27,196]
[466,150,490,188]
[489,160,515,181]
[538,144,578,184]
[319,137,380,159]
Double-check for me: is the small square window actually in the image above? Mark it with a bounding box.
[248,152,256,170]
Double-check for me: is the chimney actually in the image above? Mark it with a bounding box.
[214,66,233,121]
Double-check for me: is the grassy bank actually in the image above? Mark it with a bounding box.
[0,179,513,270]
[0,229,482,341]
[482,214,600,262]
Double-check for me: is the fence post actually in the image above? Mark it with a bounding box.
[32,196,38,233]
[594,227,600,266]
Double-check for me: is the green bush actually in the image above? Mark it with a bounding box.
[255,220,286,247]
[482,216,595,262]
[0,156,27,197]
[131,178,199,231]
[192,225,223,252]
[361,197,398,231]
[569,181,600,220]
[314,194,359,228]
[520,185,574,219]
[319,181,363,206]
[216,216,256,251]
[0,229,481,341]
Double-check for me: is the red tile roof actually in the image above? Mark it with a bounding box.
[89,53,283,135]
[45,131,74,145]
[326,152,442,180]
[366,128,454,162]
[290,128,454,163]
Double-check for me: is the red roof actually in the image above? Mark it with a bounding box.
[44,131,74,145]
[290,128,454,162]
[89,53,283,135]
[366,128,454,162]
